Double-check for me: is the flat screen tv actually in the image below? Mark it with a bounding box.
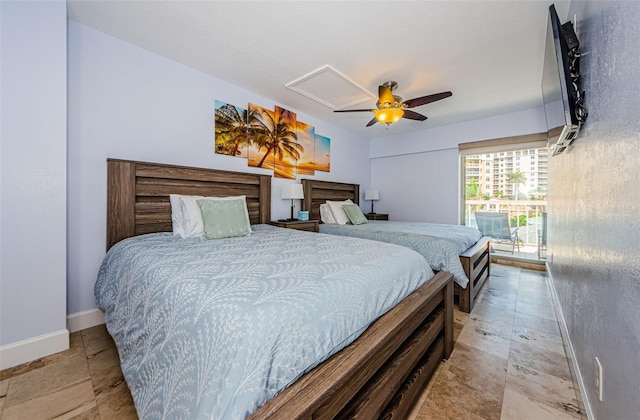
[541,4,587,156]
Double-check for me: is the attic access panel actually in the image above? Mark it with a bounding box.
[285,65,376,110]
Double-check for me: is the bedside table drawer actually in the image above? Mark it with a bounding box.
[365,213,388,221]
[270,220,319,232]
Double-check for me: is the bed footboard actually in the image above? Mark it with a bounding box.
[456,236,491,313]
[249,271,454,419]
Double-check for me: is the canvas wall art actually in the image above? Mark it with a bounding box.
[246,103,275,171]
[296,121,315,176]
[214,100,330,178]
[214,100,249,158]
[314,133,331,172]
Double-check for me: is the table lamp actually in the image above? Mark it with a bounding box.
[364,190,380,214]
[281,184,304,221]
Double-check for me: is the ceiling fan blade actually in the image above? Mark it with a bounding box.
[334,109,373,113]
[378,85,395,105]
[403,91,452,108]
[402,109,428,121]
[365,117,378,127]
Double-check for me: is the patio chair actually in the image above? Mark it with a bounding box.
[475,211,521,254]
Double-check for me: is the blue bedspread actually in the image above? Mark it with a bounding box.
[95,224,434,419]
[319,221,483,288]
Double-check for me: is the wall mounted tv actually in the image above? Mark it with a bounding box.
[541,4,587,156]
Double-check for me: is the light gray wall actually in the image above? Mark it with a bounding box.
[369,108,548,223]
[0,1,67,346]
[67,22,371,314]
[371,148,461,224]
[547,2,640,418]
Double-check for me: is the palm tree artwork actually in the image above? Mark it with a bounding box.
[246,104,275,171]
[246,105,303,179]
[314,134,331,172]
[296,121,316,176]
[273,107,303,179]
[214,101,257,158]
[213,99,331,178]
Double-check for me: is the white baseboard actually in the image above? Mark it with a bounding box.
[0,329,69,371]
[547,264,593,420]
[0,309,106,371]
[66,308,105,332]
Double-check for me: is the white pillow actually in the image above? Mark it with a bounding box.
[320,203,337,224]
[169,194,187,237]
[326,199,353,225]
[178,195,209,238]
[171,194,252,239]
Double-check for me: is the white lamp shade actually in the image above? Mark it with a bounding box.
[364,190,380,200]
[281,184,304,200]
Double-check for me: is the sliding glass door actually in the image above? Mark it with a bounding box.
[460,138,549,262]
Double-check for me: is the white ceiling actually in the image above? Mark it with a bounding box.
[67,0,571,139]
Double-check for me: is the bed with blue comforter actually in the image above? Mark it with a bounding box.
[319,221,482,289]
[95,224,435,419]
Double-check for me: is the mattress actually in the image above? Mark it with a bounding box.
[95,224,434,419]
[319,221,483,288]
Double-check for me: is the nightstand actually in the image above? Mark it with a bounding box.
[365,213,389,221]
[270,219,319,233]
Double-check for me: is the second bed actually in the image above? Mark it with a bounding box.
[302,179,491,313]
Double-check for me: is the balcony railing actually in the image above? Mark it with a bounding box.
[464,199,547,261]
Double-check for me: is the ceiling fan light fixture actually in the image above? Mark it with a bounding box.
[374,108,404,125]
[333,80,451,128]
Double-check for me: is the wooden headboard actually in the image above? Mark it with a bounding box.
[301,179,360,221]
[107,159,271,249]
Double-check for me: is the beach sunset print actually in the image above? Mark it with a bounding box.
[214,100,249,158]
[246,103,275,170]
[272,106,300,179]
[213,99,331,177]
[314,134,330,172]
[296,121,315,175]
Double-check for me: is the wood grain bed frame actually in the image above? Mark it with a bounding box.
[106,159,454,419]
[301,178,491,313]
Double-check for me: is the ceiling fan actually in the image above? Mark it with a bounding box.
[334,81,452,127]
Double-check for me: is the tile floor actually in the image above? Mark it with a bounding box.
[0,264,585,420]
[410,264,585,420]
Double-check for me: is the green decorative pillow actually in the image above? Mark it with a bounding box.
[342,204,368,225]
[197,198,251,239]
